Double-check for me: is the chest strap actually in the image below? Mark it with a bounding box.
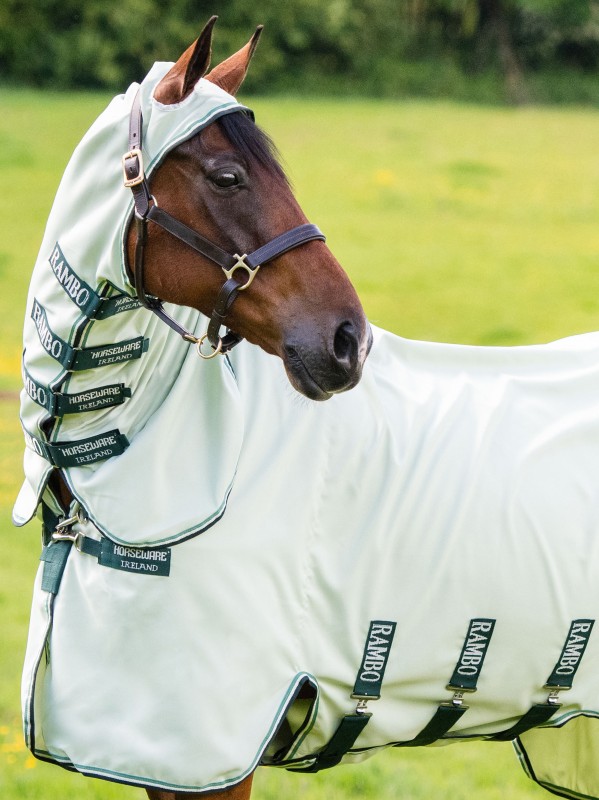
[40,504,173,594]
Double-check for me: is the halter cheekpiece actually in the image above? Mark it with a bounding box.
[123,89,326,358]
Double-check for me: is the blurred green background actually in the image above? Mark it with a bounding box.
[3,0,599,103]
[2,1,599,798]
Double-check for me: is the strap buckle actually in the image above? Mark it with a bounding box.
[545,685,567,706]
[122,148,145,188]
[52,528,84,552]
[446,690,469,708]
[354,698,372,717]
[51,506,86,552]
[222,254,260,290]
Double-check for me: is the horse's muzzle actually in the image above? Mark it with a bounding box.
[283,319,373,401]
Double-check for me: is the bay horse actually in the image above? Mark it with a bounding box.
[17,17,370,800]
[16,16,599,800]
[122,26,370,800]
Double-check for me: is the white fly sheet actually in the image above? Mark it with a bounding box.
[15,64,599,799]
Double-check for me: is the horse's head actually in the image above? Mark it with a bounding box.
[126,17,371,401]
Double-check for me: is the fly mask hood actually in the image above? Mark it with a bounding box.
[15,64,250,545]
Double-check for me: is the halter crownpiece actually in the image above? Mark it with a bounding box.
[123,88,326,358]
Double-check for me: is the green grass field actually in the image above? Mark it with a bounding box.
[2,87,599,798]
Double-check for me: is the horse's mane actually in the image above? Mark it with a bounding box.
[217,111,290,186]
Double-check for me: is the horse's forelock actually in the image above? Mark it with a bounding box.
[216,111,290,186]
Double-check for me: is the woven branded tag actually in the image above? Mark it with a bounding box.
[94,293,142,319]
[98,540,171,576]
[352,620,397,699]
[23,365,130,416]
[447,618,496,691]
[25,427,129,467]
[546,619,594,688]
[31,299,148,371]
[49,242,102,317]
[69,336,149,371]
[49,242,142,320]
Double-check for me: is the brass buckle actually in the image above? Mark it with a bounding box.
[122,148,145,188]
[222,254,260,291]
[196,332,223,360]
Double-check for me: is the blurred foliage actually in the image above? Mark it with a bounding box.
[2,0,599,101]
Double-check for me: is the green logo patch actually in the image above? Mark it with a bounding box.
[98,540,171,576]
[352,620,397,699]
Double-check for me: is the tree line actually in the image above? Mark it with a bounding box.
[1,0,598,102]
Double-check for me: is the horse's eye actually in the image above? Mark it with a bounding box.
[211,171,240,189]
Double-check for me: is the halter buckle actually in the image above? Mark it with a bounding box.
[122,148,145,188]
[223,254,260,291]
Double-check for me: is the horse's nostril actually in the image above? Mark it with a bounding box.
[333,321,359,368]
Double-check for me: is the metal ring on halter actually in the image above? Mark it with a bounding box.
[222,254,260,290]
[196,333,223,360]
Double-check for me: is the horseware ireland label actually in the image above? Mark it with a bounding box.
[98,540,171,576]
[352,620,397,699]
[72,336,149,371]
[31,300,148,371]
[94,293,142,320]
[54,383,131,415]
[448,618,496,691]
[545,619,595,688]
[23,365,131,416]
[24,427,129,467]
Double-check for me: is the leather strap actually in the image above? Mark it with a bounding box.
[245,224,326,269]
[147,206,234,270]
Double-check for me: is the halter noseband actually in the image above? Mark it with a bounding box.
[123,90,325,358]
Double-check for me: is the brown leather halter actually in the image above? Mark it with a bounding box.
[123,90,326,358]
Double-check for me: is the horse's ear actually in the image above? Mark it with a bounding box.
[154,16,218,105]
[204,26,263,97]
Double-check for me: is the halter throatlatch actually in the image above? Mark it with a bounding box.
[123,89,326,357]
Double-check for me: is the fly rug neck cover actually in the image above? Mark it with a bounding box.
[16,65,599,800]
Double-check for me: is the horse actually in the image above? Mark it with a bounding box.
[15,16,599,800]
